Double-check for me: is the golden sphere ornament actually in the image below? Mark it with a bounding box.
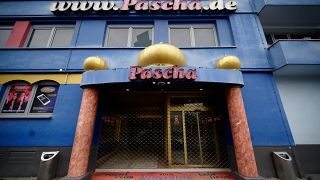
[138,43,186,67]
[216,55,241,70]
[83,56,108,71]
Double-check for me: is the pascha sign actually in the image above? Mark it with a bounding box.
[129,66,197,80]
[51,0,237,13]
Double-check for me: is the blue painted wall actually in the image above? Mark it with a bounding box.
[0,49,71,72]
[216,18,235,46]
[153,20,167,44]
[242,72,294,146]
[76,20,107,47]
[253,0,320,13]
[229,14,270,69]
[0,85,82,146]
[269,40,320,69]
[0,15,271,71]
[0,0,302,148]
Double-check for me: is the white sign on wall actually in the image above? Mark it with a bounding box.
[51,0,237,13]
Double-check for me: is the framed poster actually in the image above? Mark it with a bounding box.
[30,85,59,113]
[1,85,33,113]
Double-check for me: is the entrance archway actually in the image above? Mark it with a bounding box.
[66,67,259,179]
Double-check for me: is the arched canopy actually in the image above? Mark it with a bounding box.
[80,67,244,88]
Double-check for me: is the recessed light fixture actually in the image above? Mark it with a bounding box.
[152,82,156,84]
[200,88,203,91]
[126,89,130,91]
[167,82,171,84]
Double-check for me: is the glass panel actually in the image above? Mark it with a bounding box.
[132,28,152,47]
[170,97,208,107]
[194,28,216,47]
[1,84,33,113]
[290,34,319,40]
[30,85,59,113]
[185,111,201,165]
[289,34,306,39]
[106,28,128,47]
[27,29,52,47]
[170,111,185,165]
[273,34,288,40]
[185,111,222,165]
[198,111,216,165]
[51,28,74,47]
[0,28,12,47]
[310,34,320,39]
[265,34,273,45]
[170,28,191,47]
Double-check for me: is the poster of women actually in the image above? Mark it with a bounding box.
[2,85,32,113]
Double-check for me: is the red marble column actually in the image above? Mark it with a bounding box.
[226,87,259,178]
[67,87,99,177]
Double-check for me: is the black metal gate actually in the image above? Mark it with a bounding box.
[96,93,229,169]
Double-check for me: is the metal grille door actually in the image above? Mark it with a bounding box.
[96,107,166,169]
[96,94,229,169]
[168,96,229,168]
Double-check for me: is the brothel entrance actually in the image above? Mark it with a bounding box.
[96,92,230,170]
[67,52,259,178]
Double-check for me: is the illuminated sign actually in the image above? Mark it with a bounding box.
[51,0,237,13]
[129,66,197,80]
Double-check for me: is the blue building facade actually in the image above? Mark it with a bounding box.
[0,0,319,179]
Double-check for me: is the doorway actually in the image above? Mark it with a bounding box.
[96,93,166,169]
[96,93,229,169]
[168,96,229,168]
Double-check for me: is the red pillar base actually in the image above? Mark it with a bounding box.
[67,88,99,177]
[226,87,259,178]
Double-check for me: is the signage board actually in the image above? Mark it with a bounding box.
[129,66,197,80]
[51,0,237,13]
[30,85,59,114]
